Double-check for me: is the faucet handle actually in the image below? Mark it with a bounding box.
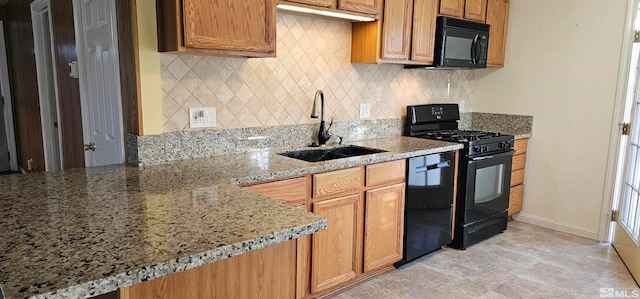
[326,117,334,134]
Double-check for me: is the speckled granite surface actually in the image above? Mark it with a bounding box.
[463,112,533,139]
[0,136,461,299]
[128,118,406,166]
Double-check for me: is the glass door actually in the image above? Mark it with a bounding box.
[612,2,640,283]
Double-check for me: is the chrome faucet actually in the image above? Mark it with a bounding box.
[311,90,332,146]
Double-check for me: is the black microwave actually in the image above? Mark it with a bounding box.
[407,16,490,69]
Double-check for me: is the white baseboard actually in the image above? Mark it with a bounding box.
[513,213,600,241]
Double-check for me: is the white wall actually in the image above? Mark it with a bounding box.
[474,0,628,238]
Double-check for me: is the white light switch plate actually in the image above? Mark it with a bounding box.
[360,103,371,119]
[189,107,216,128]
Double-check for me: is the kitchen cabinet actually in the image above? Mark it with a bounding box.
[311,193,363,293]
[244,160,406,297]
[310,160,405,295]
[486,0,510,66]
[464,0,487,22]
[243,177,310,299]
[156,0,276,57]
[509,139,527,217]
[279,0,382,19]
[363,183,404,273]
[439,0,486,22]
[119,240,296,299]
[352,0,438,65]
[439,0,464,18]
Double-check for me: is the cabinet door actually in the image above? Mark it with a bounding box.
[311,194,362,293]
[182,0,276,55]
[338,0,382,15]
[464,0,487,22]
[508,184,524,216]
[363,184,405,273]
[380,0,413,60]
[486,0,510,66]
[284,0,337,8]
[411,0,439,63]
[439,0,464,18]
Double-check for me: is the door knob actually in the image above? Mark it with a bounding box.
[84,142,96,151]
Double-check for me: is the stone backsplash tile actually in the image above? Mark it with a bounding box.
[160,13,475,133]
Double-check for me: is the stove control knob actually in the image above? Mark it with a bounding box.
[499,142,506,148]
[473,146,481,152]
[482,145,488,152]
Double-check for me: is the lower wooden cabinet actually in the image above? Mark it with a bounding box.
[243,159,406,297]
[119,240,296,299]
[509,139,528,217]
[363,183,405,273]
[311,194,362,293]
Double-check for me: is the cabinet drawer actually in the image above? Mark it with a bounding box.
[512,154,526,171]
[366,160,406,186]
[511,169,524,187]
[513,139,528,155]
[508,184,524,216]
[244,177,308,204]
[313,167,362,198]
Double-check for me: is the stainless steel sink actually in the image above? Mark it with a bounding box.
[279,146,387,162]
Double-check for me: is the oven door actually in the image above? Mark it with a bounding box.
[464,150,514,223]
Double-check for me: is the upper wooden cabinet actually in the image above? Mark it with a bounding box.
[439,0,487,22]
[464,0,487,22]
[486,0,510,66]
[352,0,438,65]
[279,0,382,19]
[439,0,464,18]
[157,0,276,57]
[286,0,336,7]
[339,0,382,15]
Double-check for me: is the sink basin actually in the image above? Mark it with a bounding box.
[279,146,387,163]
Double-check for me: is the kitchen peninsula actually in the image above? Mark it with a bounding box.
[0,137,462,299]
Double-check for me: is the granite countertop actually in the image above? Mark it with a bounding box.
[0,136,461,299]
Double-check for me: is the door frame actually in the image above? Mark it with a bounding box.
[0,21,18,172]
[31,0,64,171]
[601,0,640,242]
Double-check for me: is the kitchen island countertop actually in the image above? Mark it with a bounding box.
[0,136,461,299]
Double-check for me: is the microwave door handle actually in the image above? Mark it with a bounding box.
[471,34,479,65]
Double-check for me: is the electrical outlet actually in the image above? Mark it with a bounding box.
[360,103,371,119]
[189,107,216,128]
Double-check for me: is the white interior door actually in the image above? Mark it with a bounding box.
[613,6,640,281]
[74,0,124,167]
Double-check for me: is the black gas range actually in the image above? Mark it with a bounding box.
[404,104,515,250]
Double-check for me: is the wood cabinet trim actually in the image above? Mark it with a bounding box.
[312,167,362,199]
[243,176,309,204]
[514,139,528,155]
[338,0,382,16]
[512,154,526,171]
[508,183,524,216]
[511,168,524,187]
[365,160,406,187]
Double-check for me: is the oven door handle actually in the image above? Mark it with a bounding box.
[470,150,515,161]
[415,160,451,173]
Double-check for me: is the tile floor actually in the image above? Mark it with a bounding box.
[332,221,639,299]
